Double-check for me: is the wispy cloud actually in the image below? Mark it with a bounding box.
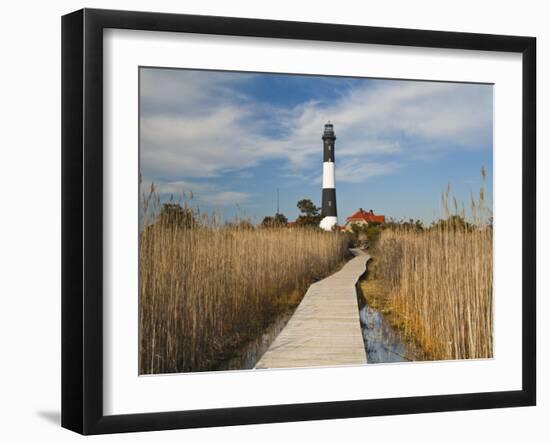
[147,179,251,207]
[140,68,492,193]
[140,68,252,116]
[336,160,402,183]
[201,191,250,206]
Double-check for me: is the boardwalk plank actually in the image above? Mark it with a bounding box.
[255,249,369,369]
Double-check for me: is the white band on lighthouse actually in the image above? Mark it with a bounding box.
[322,162,335,189]
[320,216,338,231]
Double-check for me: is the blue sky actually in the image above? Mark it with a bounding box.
[139,67,493,225]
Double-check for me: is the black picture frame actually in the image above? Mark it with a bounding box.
[61,8,536,435]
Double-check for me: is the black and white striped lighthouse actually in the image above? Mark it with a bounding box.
[320,122,338,231]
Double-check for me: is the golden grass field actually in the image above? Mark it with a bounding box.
[367,172,493,361]
[139,219,350,374]
[139,167,492,371]
[371,226,493,361]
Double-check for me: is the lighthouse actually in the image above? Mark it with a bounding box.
[320,122,338,231]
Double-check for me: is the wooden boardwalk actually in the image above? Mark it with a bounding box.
[255,249,369,369]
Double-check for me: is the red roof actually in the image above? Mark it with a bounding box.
[346,208,385,224]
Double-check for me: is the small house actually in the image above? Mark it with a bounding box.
[343,208,385,232]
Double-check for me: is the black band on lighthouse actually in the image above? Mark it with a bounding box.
[323,140,335,162]
[322,123,336,162]
[322,188,337,217]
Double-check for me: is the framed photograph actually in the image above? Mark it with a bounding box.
[61,8,536,435]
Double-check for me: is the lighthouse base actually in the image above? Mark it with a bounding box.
[319,216,338,231]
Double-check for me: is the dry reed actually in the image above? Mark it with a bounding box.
[371,171,493,360]
[139,198,350,374]
[373,227,493,360]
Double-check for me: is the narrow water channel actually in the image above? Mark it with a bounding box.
[217,256,421,369]
[356,279,420,364]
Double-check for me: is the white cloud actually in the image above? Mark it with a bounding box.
[140,68,251,115]
[140,69,492,185]
[144,179,251,207]
[201,191,250,206]
[336,160,402,183]
[311,159,401,184]
[279,81,492,167]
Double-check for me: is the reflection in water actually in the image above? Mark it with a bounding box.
[358,295,419,364]
[216,311,292,371]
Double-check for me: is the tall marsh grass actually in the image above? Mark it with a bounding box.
[373,227,492,360]
[372,171,493,360]
[139,196,350,374]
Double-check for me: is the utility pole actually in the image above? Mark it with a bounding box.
[277,188,280,214]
